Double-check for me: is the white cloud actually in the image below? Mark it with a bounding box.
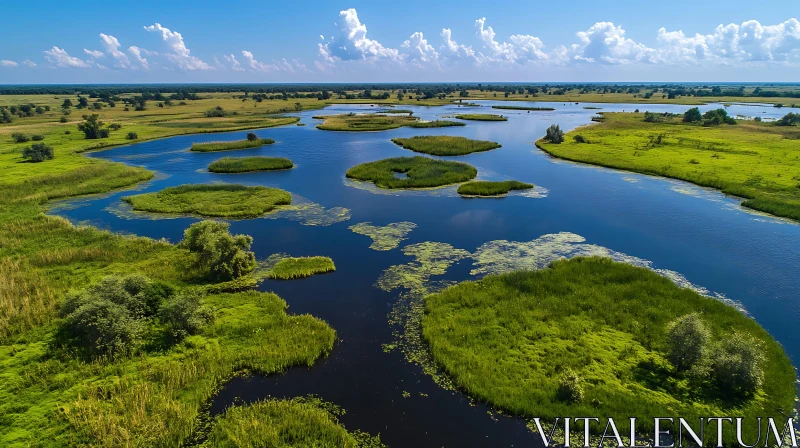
[440,28,476,61]
[1,60,18,67]
[475,17,518,63]
[572,22,656,64]
[223,53,244,71]
[99,33,132,68]
[241,50,276,72]
[22,59,36,67]
[84,49,104,58]
[43,46,90,68]
[128,46,150,69]
[401,32,439,65]
[144,23,211,70]
[472,18,550,65]
[318,8,400,63]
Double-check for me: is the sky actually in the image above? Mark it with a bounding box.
[1,0,799,84]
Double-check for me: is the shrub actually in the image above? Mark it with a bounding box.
[573,135,586,143]
[556,369,584,403]
[776,112,800,126]
[60,300,144,358]
[702,109,736,126]
[22,143,54,162]
[60,116,68,123]
[109,123,122,130]
[544,124,564,144]
[1,108,14,123]
[77,114,108,139]
[683,107,702,123]
[179,220,257,281]
[126,132,139,140]
[709,332,765,396]
[31,134,44,141]
[246,132,258,141]
[666,313,710,372]
[205,106,228,117]
[643,111,659,122]
[11,132,30,143]
[159,291,214,340]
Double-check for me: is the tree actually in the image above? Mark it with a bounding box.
[60,300,144,358]
[22,143,54,162]
[544,124,564,144]
[708,332,765,396]
[683,107,702,123]
[0,108,12,124]
[776,112,800,126]
[77,114,107,139]
[159,291,215,340]
[246,132,258,141]
[77,97,89,109]
[62,98,73,109]
[702,109,736,126]
[178,220,257,281]
[666,313,710,372]
[126,132,138,140]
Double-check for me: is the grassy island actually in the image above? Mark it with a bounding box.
[314,113,462,131]
[207,398,383,447]
[190,138,275,152]
[454,114,508,121]
[457,180,533,196]
[266,256,336,280]
[538,112,800,220]
[122,184,291,218]
[346,156,477,189]
[208,156,293,173]
[491,105,555,111]
[391,136,501,156]
[422,257,796,445]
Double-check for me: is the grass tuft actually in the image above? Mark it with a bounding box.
[266,257,336,280]
[457,180,533,196]
[391,136,501,156]
[208,156,293,173]
[190,138,274,152]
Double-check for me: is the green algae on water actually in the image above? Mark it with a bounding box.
[348,222,417,251]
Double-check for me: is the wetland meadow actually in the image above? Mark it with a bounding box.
[2,89,800,447]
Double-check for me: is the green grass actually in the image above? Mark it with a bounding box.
[122,184,291,218]
[457,180,533,196]
[453,114,508,121]
[314,114,419,131]
[190,138,274,152]
[346,156,477,189]
[205,397,384,448]
[422,257,796,445]
[491,105,555,111]
[208,156,293,173]
[406,120,465,128]
[537,112,800,221]
[266,256,336,280]
[391,136,501,156]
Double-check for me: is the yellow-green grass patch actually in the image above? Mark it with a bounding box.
[122,184,291,218]
[391,136,501,156]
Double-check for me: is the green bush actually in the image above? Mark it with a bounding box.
[159,291,214,340]
[556,369,584,403]
[776,112,800,126]
[11,132,30,143]
[683,107,702,123]
[22,143,54,162]
[31,134,44,141]
[702,109,736,126]
[709,332,765,396]
[573,135,586,143]
[60,300,145,359]
[246,132,258,141]
[126,132,138,140]
[179,220,257,281]
[544,124,564,143]
[666,313,710,372]
[77,114,109,139]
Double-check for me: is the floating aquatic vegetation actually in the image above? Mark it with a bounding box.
[262,194,351,226]
[376,242,471,297]
[349,221,417,251]
[622,176,640,183]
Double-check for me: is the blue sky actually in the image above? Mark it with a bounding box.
[1,0,799,83]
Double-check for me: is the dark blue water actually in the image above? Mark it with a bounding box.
[51,101,799,447]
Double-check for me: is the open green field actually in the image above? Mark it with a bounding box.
[208,156,294,173]
[538,112,800,220]
[190,137,274,152]
[391,136,501,156]
[457,180,533,196]
[266,256,336,280]
[346,156,477,189]
[422,257,796,445]
[453,114,508,121]
[123,184,292,218]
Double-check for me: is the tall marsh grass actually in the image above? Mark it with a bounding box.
[190,138,274,152]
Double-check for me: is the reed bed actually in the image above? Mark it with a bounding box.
[346,156,477,189]
[122,184,291,218]
[391,136,501,156]
[457,180,533,196]
[208,156,294,173]
[190,138,274,152]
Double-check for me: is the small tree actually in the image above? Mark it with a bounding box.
[666,313,710,372]
[77,114,109,139]
[179,220,257,281]
[159,291,214,340]
[573,135,586,143]
[246,132,258,141]
[544,124,564,144]
[683,107,702,123]
[60,300,144,358]
[11,132,30,143]
[126,132,138,140]
[22,143,54,162]
[776,112,800,126]
[61,98,73,109]
[709,332,765,396]
[556,369,584,403]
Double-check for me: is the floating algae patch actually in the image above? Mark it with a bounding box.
[376,242,471,297]
[262,194,351,226]
[348,221,417,251]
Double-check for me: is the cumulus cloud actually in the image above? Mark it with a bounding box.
[401,32,439,66]
[475,17,519,63]
[440,28,476,61]
[22,59,36,67]
[571,22,656,64]
[99,33,132,68]
[43,46,90,68]
[84,49,104,58]
[318,8,400,63]
[241,50,276,72]
[223,53,244,71]
[1,60,18,67]
[144,23,211,70]
[128,46,150,69]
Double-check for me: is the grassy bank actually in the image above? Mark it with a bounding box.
[190,138,274,152]
[204,397,383,447]
[346,156,477,189]
[407,120,464,128]
[491,105,555,111]
[391,136,501,156]
[123,184,292,218]
[454,114,508,121]
[537,112,800,220]
[315,113,419,131]
[208,156,293,173]
[457,180,533,196]
[422,257,796,445]
[266,256,336,280]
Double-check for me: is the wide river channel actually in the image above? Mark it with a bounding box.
[51,101,799,446]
